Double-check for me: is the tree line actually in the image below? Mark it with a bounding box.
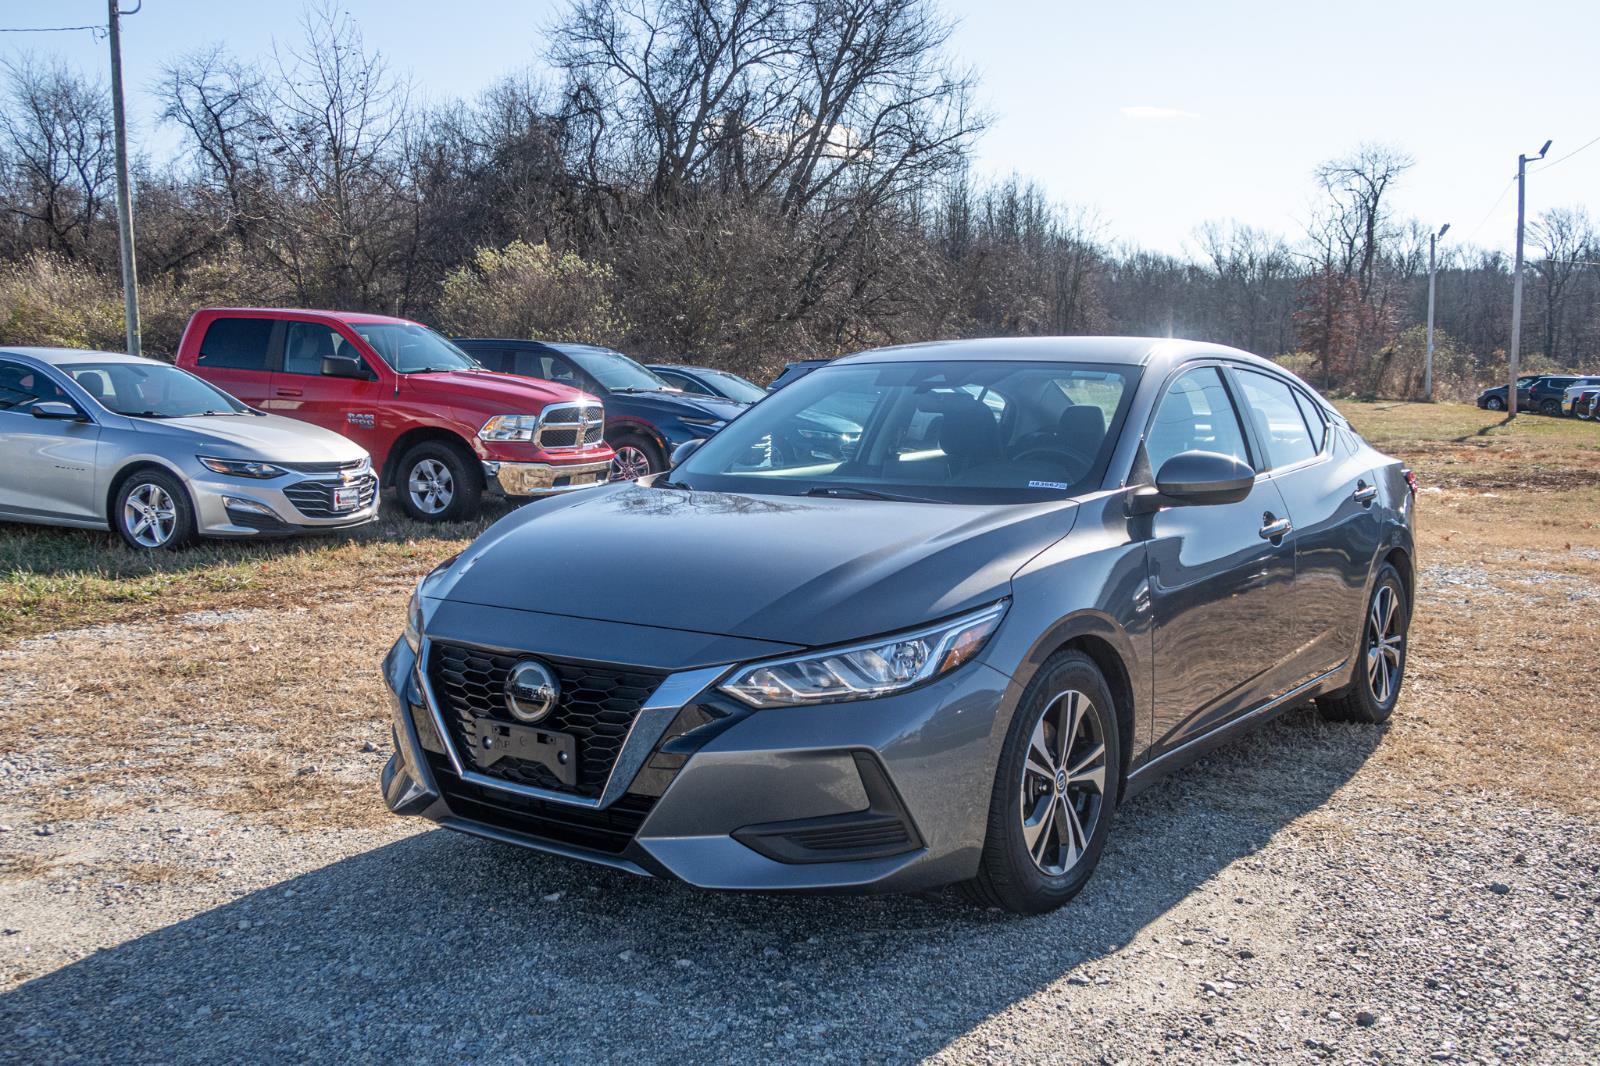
[1,0,1595,398]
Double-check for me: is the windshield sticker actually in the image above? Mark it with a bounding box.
[1028,480,1070,491]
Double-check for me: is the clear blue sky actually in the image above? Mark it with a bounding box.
[5,0,1596,257]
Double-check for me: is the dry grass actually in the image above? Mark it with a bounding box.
[1,404,1597,840]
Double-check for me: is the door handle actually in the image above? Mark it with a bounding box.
[275,387,303,397]
[1353,481,1378,505]
[1259,514,1292,540]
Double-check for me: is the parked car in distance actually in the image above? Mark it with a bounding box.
[454,340,746,480]
[646,363,768,405]
[1561,377,1600,415]
[382,336,1415,914]
[1,347,378,549]
[177,309,612,522]
[768,358,830,391]
[1477,375,1542,411]
[1524,376,1582,416]
[1573,388,1599,420]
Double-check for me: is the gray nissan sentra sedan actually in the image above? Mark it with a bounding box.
[382,337,1414,913]
[0,348,378,549]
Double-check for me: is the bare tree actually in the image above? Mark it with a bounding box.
[0,58,115,260]
[1529,207,1594,362]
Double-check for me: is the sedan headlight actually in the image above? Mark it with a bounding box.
[478,414,542,442]
[197,456,288,479]
[720,602,1007,708]
[403,581,425,652]
[679,416,725,427]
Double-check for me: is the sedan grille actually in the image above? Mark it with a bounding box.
[282,474,377,518]
[427,642,667,799]
[534,402,605,450]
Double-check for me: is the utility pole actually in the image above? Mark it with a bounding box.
[1425,223,1449,402]
[1507,139,1551,417]
[108,0,141,358]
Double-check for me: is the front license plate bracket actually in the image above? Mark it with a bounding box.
[469,718,578,788]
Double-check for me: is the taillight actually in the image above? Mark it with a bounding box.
[1403,468,1418,495]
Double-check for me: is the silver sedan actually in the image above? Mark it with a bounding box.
[0,347,379,550]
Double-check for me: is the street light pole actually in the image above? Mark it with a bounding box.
[1507,139,1551,417]
[1425,222,1449,402]
[107,0,141,358]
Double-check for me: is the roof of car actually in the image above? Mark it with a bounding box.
[832,336,1266,371]
[200,307,420,325]
[1,347,166,367]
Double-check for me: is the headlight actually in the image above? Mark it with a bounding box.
[198,456,287,479]
[679,416,725,427]
[478,414,542,442]
[403,580,425,652]
[719,602,1006,708]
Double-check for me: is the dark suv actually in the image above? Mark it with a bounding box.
[456,340,747,479]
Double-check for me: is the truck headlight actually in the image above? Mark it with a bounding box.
[478,414,541,442]
[198,456,287,479]
[719,602,1006,708]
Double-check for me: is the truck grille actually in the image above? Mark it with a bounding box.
[427,642,667,799]
[282,474,378,518]
[534,402,605,450]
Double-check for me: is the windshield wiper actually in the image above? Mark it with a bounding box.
[608,386,665,394]
[803,485,940,504]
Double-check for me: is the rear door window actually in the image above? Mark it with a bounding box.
[197,317,275,370]
[0,359,68,412]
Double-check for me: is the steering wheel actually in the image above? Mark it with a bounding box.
[1008,442,1095,483]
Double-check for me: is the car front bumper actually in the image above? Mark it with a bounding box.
[378,628,1015,894]
[190,469,381,537]
[481,459,612,498]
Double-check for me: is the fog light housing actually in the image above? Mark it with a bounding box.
[222,496,279,518]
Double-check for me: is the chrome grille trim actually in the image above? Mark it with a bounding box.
[534,401,606,450]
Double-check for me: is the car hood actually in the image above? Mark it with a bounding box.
[612,390,746,423]
[433,482,1077,647]
[131,412,370,463]
[401,369,596,410]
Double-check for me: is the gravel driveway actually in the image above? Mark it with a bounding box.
[2,706,1595,1064]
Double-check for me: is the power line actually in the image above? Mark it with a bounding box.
[1531,133,1600,174]
[0,24,106,37]
[1462,177,1516,244]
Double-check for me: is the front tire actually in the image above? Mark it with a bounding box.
[1317,562,1409,724]
[961,650,1120,914]
[113,469,197,551]
[1484,396,1506,411]
[608,433,663,481]
[397,441,482,523]
[1539,399,1562,417]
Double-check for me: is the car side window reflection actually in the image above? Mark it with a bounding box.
[0,359,69,412]
[1234,369,1317,469]
[1145,367,1252,475]
[283,322,354,376]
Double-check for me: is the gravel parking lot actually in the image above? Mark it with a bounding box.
[2,402,1597,1064]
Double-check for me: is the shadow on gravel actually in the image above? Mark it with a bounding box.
[0,707,1381,1064]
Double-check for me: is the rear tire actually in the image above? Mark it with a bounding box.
[1539,399,1562,417]
[396,441,481,523]
[113,469,197,551]
[1317,562,1408,724]
[960,650,1120,914]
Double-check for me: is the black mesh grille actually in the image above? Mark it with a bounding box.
[428,642,667,799]
[282,474,378,518]
[428,757,656,855]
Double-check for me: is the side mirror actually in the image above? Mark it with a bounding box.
[31,401,84,421]
[322,354,369,379]
[1130,450,1255,513]
[670,438,705,468]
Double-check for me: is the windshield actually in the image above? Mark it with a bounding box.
[697,368,767,403]
[64,362,248,418]
[564,347,672,391]
[675,360,1138,504]
[354,323,479,373]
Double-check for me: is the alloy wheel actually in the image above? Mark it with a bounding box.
[1365,583,1404,705]
[123,482,177,548]
[408,458,455,515]
[1018,689,1108,876]
[610,445,653,481]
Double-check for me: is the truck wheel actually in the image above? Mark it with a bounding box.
[397,441,481,523]
[114,469,197,551]
[608,433,663,481]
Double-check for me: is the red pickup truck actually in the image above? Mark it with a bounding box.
[176,308,612,521]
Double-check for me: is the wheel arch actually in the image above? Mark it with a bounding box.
[105,457,190,525]
[383,427,481,490]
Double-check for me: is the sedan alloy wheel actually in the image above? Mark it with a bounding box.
[123,482,178,548]
[1019,689,1108,876]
